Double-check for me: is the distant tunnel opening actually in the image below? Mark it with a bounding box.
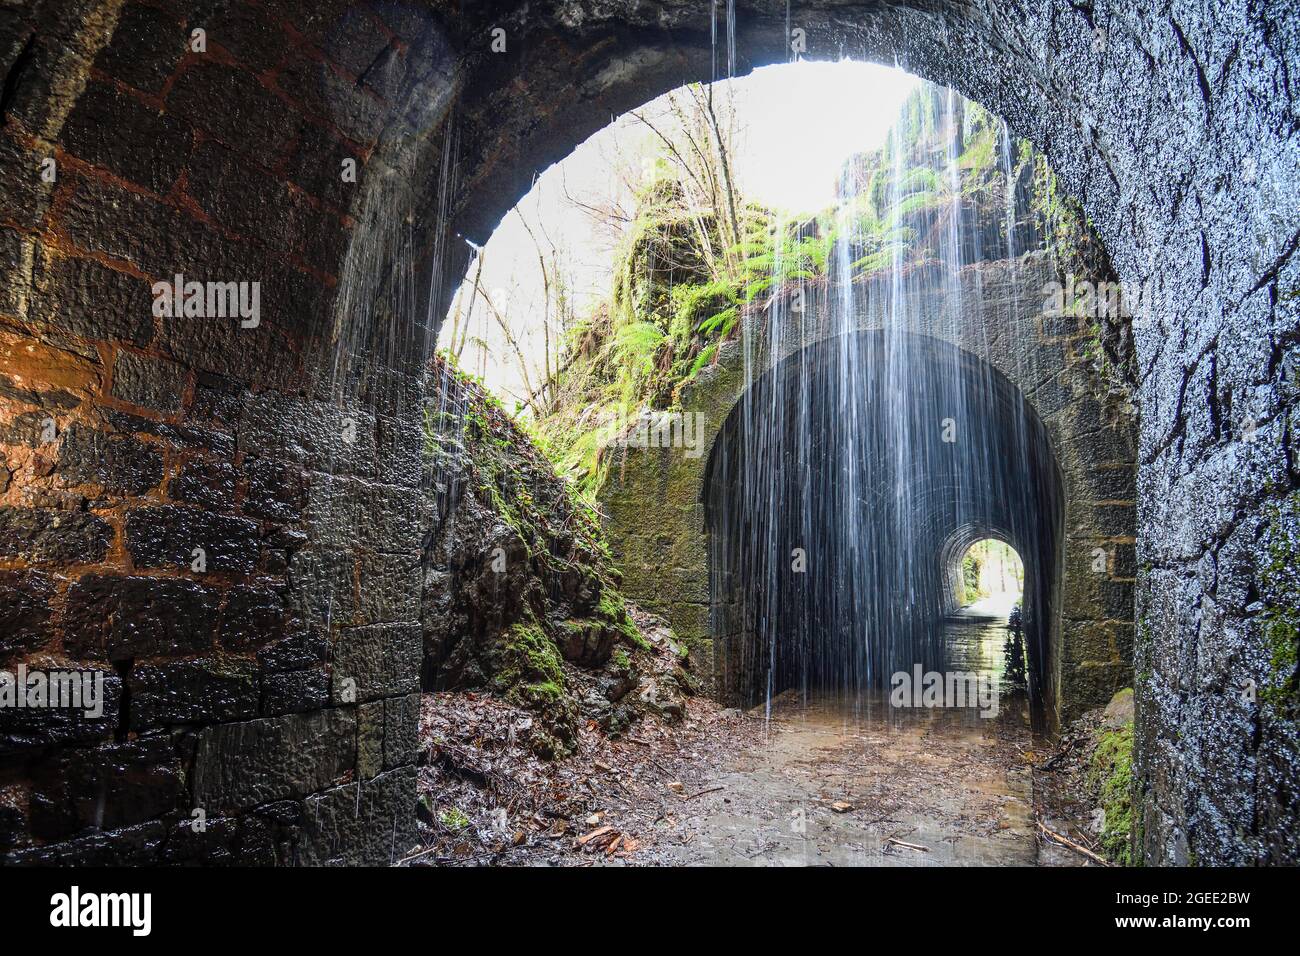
[705,330,1063,715]
[950,538,1025,613]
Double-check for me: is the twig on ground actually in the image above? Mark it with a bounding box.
[685,785,725,800]
[1036,820,1110,865]
[885,836,930,852]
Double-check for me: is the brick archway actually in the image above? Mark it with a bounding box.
[0,0,1294,865]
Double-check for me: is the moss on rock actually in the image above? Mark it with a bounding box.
[1088,689,1135,865]
[1259,494,1300,715]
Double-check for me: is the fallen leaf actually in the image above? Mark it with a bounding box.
[577,825,614,846]
[831,801,853,813]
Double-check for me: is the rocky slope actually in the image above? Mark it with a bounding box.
[1035,688,1136,865]
[419,356,696,758]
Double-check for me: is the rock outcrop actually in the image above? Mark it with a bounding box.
[421,356,693,757]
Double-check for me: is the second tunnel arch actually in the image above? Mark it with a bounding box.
[702,328,1066,715]
[940,528,1027,617]
[598,252,1138,726]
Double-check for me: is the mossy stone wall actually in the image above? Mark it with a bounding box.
[599,252,1137,722]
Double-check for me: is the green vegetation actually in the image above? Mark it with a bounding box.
[1260,495,1300,715]
[1090,711,1135,866]
[961,553,981,603]
[439,807,471,831]
[597,590,650,650]
[533,86,1056,496]
[495,618,567,707]
[959,539,1025,605]
[1027,145,1101,278]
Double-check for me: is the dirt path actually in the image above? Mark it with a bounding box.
[612,603,1064,866]
[647,694,1038,865]
[410,602,1083,866]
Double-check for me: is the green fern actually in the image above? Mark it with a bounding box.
[688,342,719,377]
[612,321,666,373]
[697,305,739,337]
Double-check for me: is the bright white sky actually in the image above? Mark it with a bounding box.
[440,61,921,404]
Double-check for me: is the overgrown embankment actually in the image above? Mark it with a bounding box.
[419,356,696,758]
[533,84,1133,494]
[1036,687,1135,865]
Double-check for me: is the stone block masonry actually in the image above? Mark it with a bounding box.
[0,0,1294,866]
[0,0,433,866]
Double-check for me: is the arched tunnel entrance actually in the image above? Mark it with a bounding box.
[942,536,1024,617]
[0,0,1290,869]
[705,331,1062,717]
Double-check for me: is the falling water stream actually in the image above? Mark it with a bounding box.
[709,82,1061,718]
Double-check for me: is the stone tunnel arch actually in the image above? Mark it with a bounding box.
[699,328,1066,717]
[0,1,1292,866]
[601,253,1134,727]
[939,528,1026,617]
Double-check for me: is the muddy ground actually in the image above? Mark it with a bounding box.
[403,606,1104,867]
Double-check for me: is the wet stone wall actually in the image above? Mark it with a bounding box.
[0,0,1295,866]
[0,0,437,865]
